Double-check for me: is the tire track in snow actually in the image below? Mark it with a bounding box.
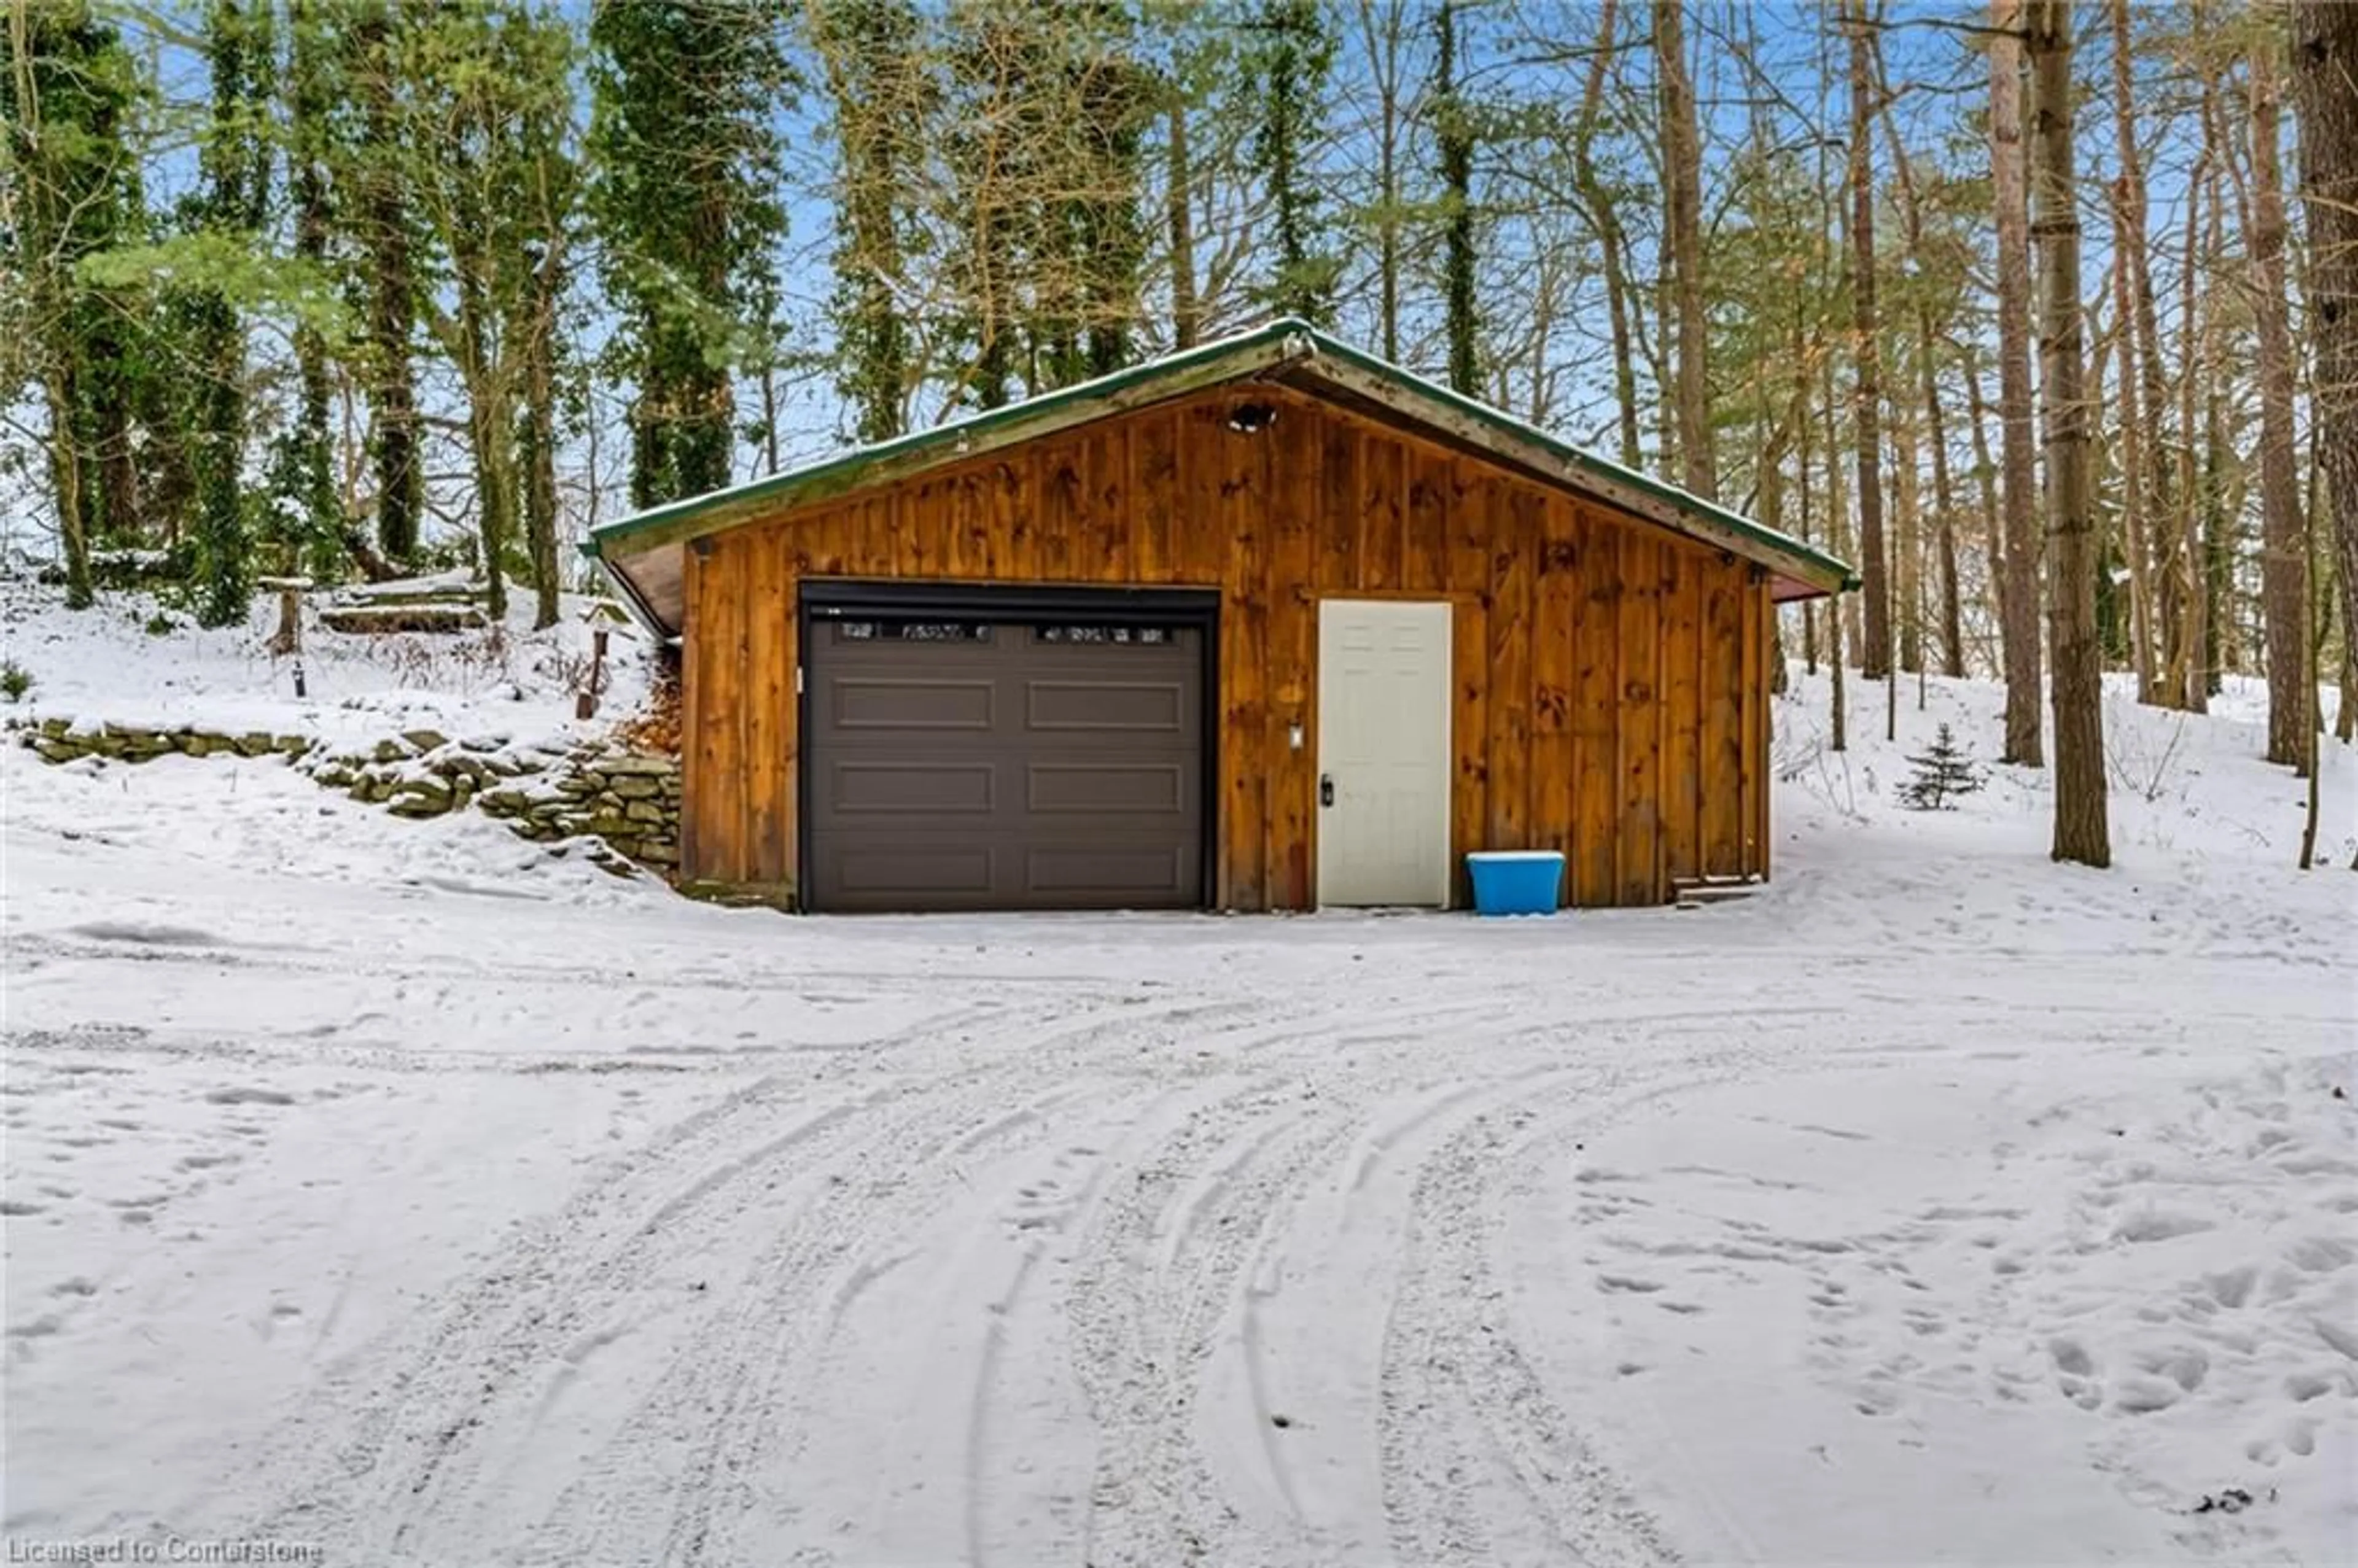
[1371,1022,1838,1568]
[1380,1070,1681,1567]
[1061,994,1539,1567]
[247,990,1263,1564]
[243,987,1859,1566]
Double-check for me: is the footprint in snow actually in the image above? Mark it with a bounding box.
[206,1087,295,1107]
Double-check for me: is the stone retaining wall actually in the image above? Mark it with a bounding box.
[11,717,680,878]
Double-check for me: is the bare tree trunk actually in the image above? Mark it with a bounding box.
[1891,380,1924,676]
[1831,429,1849,756]
[2339,645,2356,744]
[1992,0,2044,763]
[759,360,781,476]
[1966,337,2004,670]
[1761,407,1791,694]
[2174,83,2212,713]
[2200,109,2239,696]
[1355,0,1406,362]
[1875,82,1965,680]
[1796,324,1821,676]
[2247,19,2311,769]
[2108,226,2159,697]
[2110,0,2180,707]
[2030,0,2110,867]
[2300,492,2322,867]
[1167,98,1198,350]
[1846,0,1889,681]
[1928,369,1965,679]
[2294,0,2358,683]
[1656,0,1714,499]
[1573,0,1641,469]
[1824,344,1862,662]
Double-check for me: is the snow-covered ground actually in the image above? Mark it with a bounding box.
[4,585,2354,1566]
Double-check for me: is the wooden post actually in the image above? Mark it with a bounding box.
[577,626,609,720]
[258,576,313,696]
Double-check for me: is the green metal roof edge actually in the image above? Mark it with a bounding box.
[580,316,1312,561]
[1296,330,1858,589]
[582,314,1856,592]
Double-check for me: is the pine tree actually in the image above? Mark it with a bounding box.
[2029,0,2111,867]
[1990,0,2044,763]
[1845,0,1889,683]
[1897,724,1986,810]
[590,0,788,508]
[2246,11,2311,769]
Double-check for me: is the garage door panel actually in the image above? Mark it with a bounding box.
[1025,843,1197,898]
[1026,761,1188,814]
[827,842,997,897]
[1025,679,1188,732]
[830,676,995,731]
[803,611,1205,912]
[826,761,996,815]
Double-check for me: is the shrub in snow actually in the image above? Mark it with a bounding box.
[1,660,32,702]
[1897,724,1985,811]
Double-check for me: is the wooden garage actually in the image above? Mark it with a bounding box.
[585,319,1853,913]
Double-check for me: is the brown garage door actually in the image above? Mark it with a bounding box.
[803,611,1207,912]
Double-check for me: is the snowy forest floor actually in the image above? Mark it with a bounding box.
[4,584,2355,1566]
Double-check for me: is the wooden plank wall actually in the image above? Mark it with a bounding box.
[680,384,1775,909]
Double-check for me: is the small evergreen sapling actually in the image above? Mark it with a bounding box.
[1897,723,1986,810]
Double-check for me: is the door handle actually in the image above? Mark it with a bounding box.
[1319,774,1335,807]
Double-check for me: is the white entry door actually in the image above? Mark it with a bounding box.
[1316,599,1453,907]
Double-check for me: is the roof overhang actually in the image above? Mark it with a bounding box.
[584,318,1856,638]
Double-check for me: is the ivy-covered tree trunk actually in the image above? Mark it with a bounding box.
[1076,12,1146,381]
[521,241,562,630]
[1166,91,1199,350]
[191,0,274,629]
[1250,0,1336,324]
[1435,0,1477,397]
[274,0,340,582]
[80,300,141,548]
[346,3,421,565]
[5,3,141,607]
[591,0,785,505]
[456,263,512,624]
[820,0,920,443]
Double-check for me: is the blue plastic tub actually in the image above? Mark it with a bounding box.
[1466,850,1565,916]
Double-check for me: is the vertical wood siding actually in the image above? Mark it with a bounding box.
[679,385,1776,909]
